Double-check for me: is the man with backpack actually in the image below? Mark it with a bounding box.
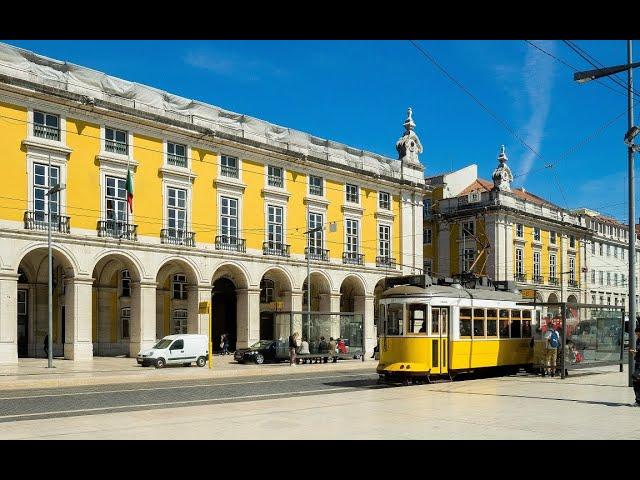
[544,324,561,377]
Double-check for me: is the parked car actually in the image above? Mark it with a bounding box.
[234,340,278,364]
[137,334,208,368]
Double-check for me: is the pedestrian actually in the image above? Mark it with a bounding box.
[544,323,560,377]
[223,333,230,355]
[328,337,337,363]
[630,326,640,407]
[43,334,49,358]
[288,332,299,366]
[219,334,225,356]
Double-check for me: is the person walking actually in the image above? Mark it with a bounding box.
[222,333,230,355]
[288,332,299,366]
[630,326,640,407]
[544,323,560,377]
[43,334,49,358]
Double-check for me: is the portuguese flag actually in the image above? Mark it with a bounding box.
[126,168,134,213]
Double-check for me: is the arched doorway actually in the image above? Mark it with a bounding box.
[373,279,386,337]
[155,259,198,340]
[302,271,331,312]
[92,253,142,357]
[259,268,293,341]
[211,264,249,352]
[17,247,76,358]
[567,294,578,303]
[339,275,366,345]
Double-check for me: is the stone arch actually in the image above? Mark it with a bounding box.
[211,263,251,352]
[16,244,78,282]
[92,250,144,282]
[339,275,366,312]
[302,271,332,312]
[258,267,295,341]
[567,294,578,304]
[155,256,202,285]
[211,262,250,290]
[373,278,386,332]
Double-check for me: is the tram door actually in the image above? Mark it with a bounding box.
[430,307,449,375]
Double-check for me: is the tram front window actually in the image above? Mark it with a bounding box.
[386,304,404,335]
[409,304,427,334]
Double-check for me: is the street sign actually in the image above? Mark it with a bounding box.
[520,289,536,299]
[198,301,210,314]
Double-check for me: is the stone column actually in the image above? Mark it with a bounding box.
[129,281,157,357]
[329,293,341,338]
[187,284,212,335]
[355,294,375,355]
[236,287,261,349]
[0,272,18,364]
[64,276,94,361]
[96,286,116,356]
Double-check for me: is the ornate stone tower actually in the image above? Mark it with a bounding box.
[396,107,423,166]
[492,145,513,192]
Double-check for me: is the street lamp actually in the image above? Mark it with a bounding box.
[45,153,65,369]
[573,40,638,386]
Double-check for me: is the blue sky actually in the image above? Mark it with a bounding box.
[3,40,635,222]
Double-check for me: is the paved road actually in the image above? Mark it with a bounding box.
[0,368,383,423]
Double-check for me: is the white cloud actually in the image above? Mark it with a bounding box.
[184,49,286,81]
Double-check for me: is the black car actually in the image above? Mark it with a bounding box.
[234,340,278,364]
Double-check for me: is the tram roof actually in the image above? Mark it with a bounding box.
[380,284,524,302]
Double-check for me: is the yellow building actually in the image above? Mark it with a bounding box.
[0,43,424,363]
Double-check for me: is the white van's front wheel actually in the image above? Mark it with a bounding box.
[155,358,166,369]
[196,356,206,367]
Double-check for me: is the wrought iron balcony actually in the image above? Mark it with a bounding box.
[533,275,544,284]
[376,256,396,268]
[515,273,527,282]
[161,229,195,247]
[33,124,60,141]
[98,220,137,240]
[167,153,187,168]
[309,184,323,196]
[215,236,246,253]
[268,175,283,188]
[221,165,239,178]
[24,211,70,233]
[569,279,579,288]
[305,247,329,261]
[343,252,364,265]
[548,277,559,285]
[263,241,290,257]
[105,140,128,155]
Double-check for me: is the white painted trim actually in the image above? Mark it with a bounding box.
[264,163,287,191]
[26,152,68,218]
[376,221,393,258]
[100,125,134,162]
[264,200,287,245]
[344,183,361,206]
[217,192,242,240]
[218,152,243,184]
[162,181,192,234]
[27,107,68,148]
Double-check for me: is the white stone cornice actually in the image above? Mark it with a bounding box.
[96,153,139,171]
[213,177,246,194]
[341,204,364,216]
[22,138,72,156]
[159,166,197,183]
[261,187,291,202]
[304,196,330,208]
[374,210,395,221]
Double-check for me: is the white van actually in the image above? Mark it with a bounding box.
[137,334,208,368]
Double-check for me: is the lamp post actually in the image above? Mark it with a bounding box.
[46,153,65,368]
[574,40,638,386]
[304,224,324,331]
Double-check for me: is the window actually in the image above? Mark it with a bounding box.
[522,311,532,337]
[473,308,485,338]
[614,246,619,258]
[379,224,391,258]
[105,127,128,155]
[386,304,403,336]
[346,219,359,255]
[309,175,323,196]
[172,274,187,300]
[511,310,522,338]
[423,199,432,220]
[260,278,274,304]
[592,295,596,305]
[267,205,284,245]
[346,184,359,203]
[17,290,27,316]
[614,273,618,286]
[549,254,557,279]
[33,110,60,141]
[622,247,625,260]
[591,270,596,285]
[599,271,604,285]
[606,271,611,286]
[550,230,556,244]
[533,251,541,279]
[460,308,472,338]
[379,191,391,210]
[499,309,510,338]
[569,257,575,282]
[105,176,127,223]
[121,270,131,297]
[424,228,432,245]
[221,155,238,178]
[462,249,475,272]
[167,142,187,168]
[220,196,238,242]
[516,248,524,276]
[486,309,498,337]
[408,305,427,334]
[173,310,188,335]
[121,308,130,339]
[462,220,474,239]
[599,243,603,256]
[516,223,523,238]
[569,235,576,248]
[533,227,541,242]
[622,274,626,286]
[33,163,59,222]
[592,241,596,255]
[268,165,283,188]
[606,244,611,256]
[308,212,324,253]
[167,187,187,238]
[423,259,432,276]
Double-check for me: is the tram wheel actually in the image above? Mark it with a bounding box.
[402,378,410,386]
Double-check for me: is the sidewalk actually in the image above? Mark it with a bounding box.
[0,355,377,391]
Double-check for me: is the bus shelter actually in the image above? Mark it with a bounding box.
[520,301,625,379]
[272,311,365,361]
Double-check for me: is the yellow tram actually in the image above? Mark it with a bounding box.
[377,275,537,384]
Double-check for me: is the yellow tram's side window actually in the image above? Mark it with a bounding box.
[473,308,486,338]
[511,310,522,338]
[487,309,498,337]
[522,310,532,337]
[460,308,472,338]
[386,304,404,335]
[431,307,440,335]
[499,309,510,338]
[409,304,427,334]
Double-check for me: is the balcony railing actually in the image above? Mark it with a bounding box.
[160,229,195,247]
[569,279,579,288]
[215,236,246,253]
[98,220,137,240]
[221,165,239,178]
[532,275,544,284]
[376,256,396,268]
[167,153,187,168]
[515,273,527,282]
[24,211,70,233]
[309,185,323,196]
[305,247,329,261]
[263,241,290,257]
[268,175,283,188]
[343,252,364,265]
[548,277,559,285]
[33,124,60,141]
[105,140,128,155]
